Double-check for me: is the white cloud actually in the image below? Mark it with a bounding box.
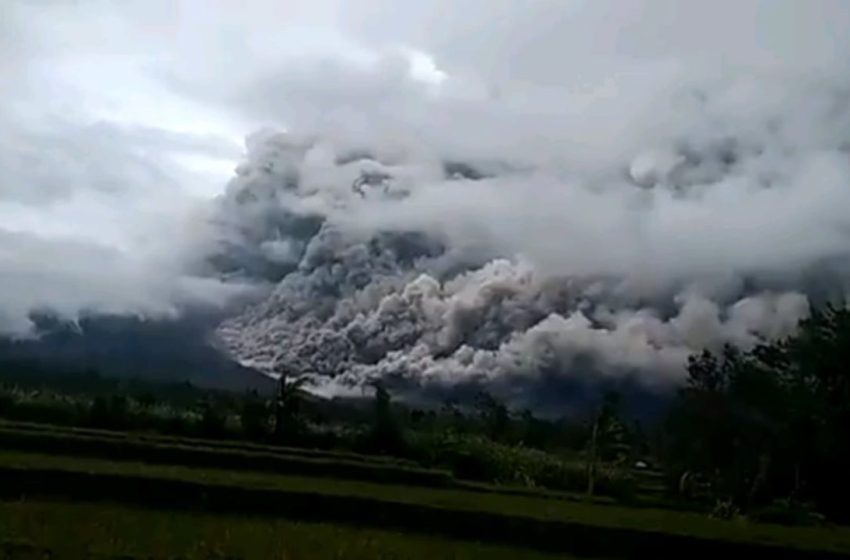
[0,1,253,335]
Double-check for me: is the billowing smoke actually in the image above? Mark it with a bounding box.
[4,0,850,408]
[211,64,850,408]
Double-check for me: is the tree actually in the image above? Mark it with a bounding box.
[88,395,130,429]
[136,392,157,410]
[779,305,850,517]
[474,391,510,442]
[519,408,553,450]
[273,370,309,442]
[367,381,405,454]
[665,304,850,519]
[586,391,632,498]
[240,391,270,439]
[667,345,779,507]
[687,350,724,392]
[199,401,226,438]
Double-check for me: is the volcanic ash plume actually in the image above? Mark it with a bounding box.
[212,74,850,409]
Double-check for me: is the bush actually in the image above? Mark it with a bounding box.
[750,499,826,526]
[408,432,634,498]
[88,396,131,429]
[198,403,227,438]
[240,398,271,439]
[710,499,741,520]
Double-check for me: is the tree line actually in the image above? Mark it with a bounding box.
[1,303,849,522]
[665,304,850,523]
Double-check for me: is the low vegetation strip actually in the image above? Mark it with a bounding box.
[0,420,575,500]
[0,421,628,503]
[0,426,453,488]
[0,419,419,466]
[0,420,634,501]
[1,451,849,558]
[0,500,573,560]
[0,451,605,518]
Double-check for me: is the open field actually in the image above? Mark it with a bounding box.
[0,419,419,466]
[0,499,573,560]
[0,422,454,488]
[0,419,624,504]
[1,449,850,558]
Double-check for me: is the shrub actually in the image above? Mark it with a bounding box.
[408,432,634,498]
[750,499,826,526]
[710,499,741,520]
[240,398,271,439]
[199,403,227,438]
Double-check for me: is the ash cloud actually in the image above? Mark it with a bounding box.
[211,97,838,406]
[3,1,850,407]
[200,3,850,410]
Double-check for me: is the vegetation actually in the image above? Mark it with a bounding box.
[0,500,572,560]
[0,425,455,487]
[0,364,637,498]
[1,450,849,558]
[3,303,850,556]
[664,305,850,521]
[408,431,633,497]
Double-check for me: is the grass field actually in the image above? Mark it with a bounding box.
[2,419,850,559]
[0,420,623,504]
[2,449,850,558]
[0,424,455,488]
[0,500,573,560]
[0,419,420,466]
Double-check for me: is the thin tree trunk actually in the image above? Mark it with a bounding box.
[275,372,287,439]
[587,416,599,499]
[747,452,771,510]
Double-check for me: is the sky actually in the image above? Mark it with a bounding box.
[1,0,850,359]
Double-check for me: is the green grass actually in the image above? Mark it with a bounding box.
[0,426,454,487]
[0,420,623,504]
[2,449,850,557]
[0,499,573,560]
[0,418,418,466]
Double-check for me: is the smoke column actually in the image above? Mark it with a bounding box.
[210,67,850,409]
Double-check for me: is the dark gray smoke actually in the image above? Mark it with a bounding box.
[209,79,849,408]
[4,1,850,409]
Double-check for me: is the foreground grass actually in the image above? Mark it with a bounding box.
[2,450,850,557]
[0,419,419,466]
[0,419,617,505]
[0,424,454,488]
[0,499,572,560]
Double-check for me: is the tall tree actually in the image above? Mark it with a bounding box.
[368,381,404,454]
[273,367,308,442]
[666,304,850,518]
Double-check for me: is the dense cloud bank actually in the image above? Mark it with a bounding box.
[3,1,850,406]
[212,66,850,406]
